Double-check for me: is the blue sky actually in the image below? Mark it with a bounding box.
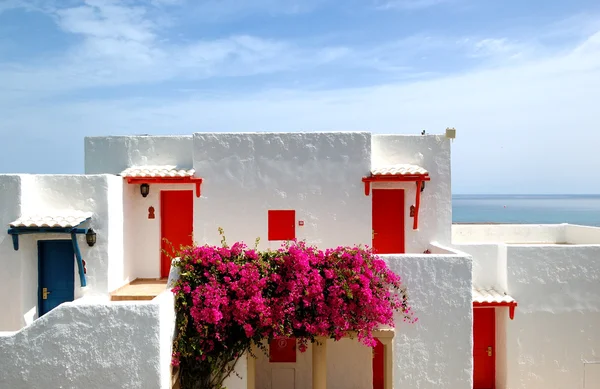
[1,0,599,194]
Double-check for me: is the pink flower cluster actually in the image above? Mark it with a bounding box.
[171,240,415,368]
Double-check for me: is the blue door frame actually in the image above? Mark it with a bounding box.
[38,240,75,317]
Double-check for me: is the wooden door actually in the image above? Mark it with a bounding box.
[38,240,75,316]
[473,308,496,389]
[372,189,405,254]
[160,190,193,278]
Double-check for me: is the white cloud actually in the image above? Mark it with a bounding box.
[2,26,599,193]
[1,2,600,192]
[55,1,157,42]
[0,1,363,93]
[469,38,524,58]
[2,0,585,96]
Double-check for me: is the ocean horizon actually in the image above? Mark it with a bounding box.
[452,194,600,226]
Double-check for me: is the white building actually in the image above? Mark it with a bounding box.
[0,130,598,389]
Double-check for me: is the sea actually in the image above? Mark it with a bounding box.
[452,195,600,226]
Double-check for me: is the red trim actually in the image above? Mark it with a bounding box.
[362,174,430,196]
[473,301,518,320]
[413,181,421,229]
[125,177,203,198]
[362,174,429,230]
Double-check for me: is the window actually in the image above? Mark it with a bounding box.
[268,210,296,241]
[269,338,297,363]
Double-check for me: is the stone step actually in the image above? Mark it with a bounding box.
[109,278,167,301]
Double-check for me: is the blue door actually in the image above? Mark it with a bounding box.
[38,240,75,316]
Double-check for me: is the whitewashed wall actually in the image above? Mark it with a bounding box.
[452,243,508,290]
[0,175,26,331]
[452,224,566,244]
[254,338,372,389]
[223,353,249,389]
[373,135,453,251]
[192,132,372,250]
[84,132,452,255]
[384,252,473,389]
[252,251,472,389]
[0,174,128,331]
[85,136,194,278]
[123,181,196,279]
[84,135,193,174]
[565,224,600,244]
[505,245,600,389]
[0,293,175,389]
[452,224,600,389]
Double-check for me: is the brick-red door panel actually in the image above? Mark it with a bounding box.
[373,338,384,389]
[161,190,193,278]
[473,308,495,389]
[372,189,405,254]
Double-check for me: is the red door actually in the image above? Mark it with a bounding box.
[372,189,405,254]
[473,308,496,389]
[372,339,384,389]
[161,190,193,278]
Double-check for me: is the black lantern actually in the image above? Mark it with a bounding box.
[140,183,150,198]
[86,228,97,247]
[420,181,426,192]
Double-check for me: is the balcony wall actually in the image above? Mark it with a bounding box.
[383,247,473,389]
[0,292,175,389]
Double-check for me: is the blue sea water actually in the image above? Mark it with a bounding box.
[452,195,600,226]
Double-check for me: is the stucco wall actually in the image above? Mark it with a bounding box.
[505,245,600,389]
[384,252,473,389]
[223,353,249,389]
[254,338,371,389]
[565,224,600,244]
[19,175,127,296]
[0,294,175,389]
[123,182,196,279]
[84,132,452,257]
[452,224,566,244]
[0,174,128,331]
[192,132,373,250]
[373,135,453,250]
[452,243,508,290]
[107,176,129,291]
[84,135,194,175]
[0,175,26,331]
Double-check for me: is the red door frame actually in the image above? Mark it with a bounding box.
[373,339,384,389]
[160,190,194,278]
[473,308,496,389]
[372,189,405,254]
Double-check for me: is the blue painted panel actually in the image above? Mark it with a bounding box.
[38,240,75,316]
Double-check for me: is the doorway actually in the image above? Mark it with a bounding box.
[160,190,194,278]
[372,189,405,254]
[473,308,496,389]
[38,240,75,317]
[373,339,385,389]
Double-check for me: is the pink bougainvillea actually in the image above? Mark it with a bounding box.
[171,232,415,389]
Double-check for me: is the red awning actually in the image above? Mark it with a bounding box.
[120,166,203,197]
[362,164,430,229]
[473,287,518,320]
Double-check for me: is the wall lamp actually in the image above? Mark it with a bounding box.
[140,183,150,198]
[86,228,97,247]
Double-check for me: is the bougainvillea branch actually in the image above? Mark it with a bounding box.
[171,229,416,389]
